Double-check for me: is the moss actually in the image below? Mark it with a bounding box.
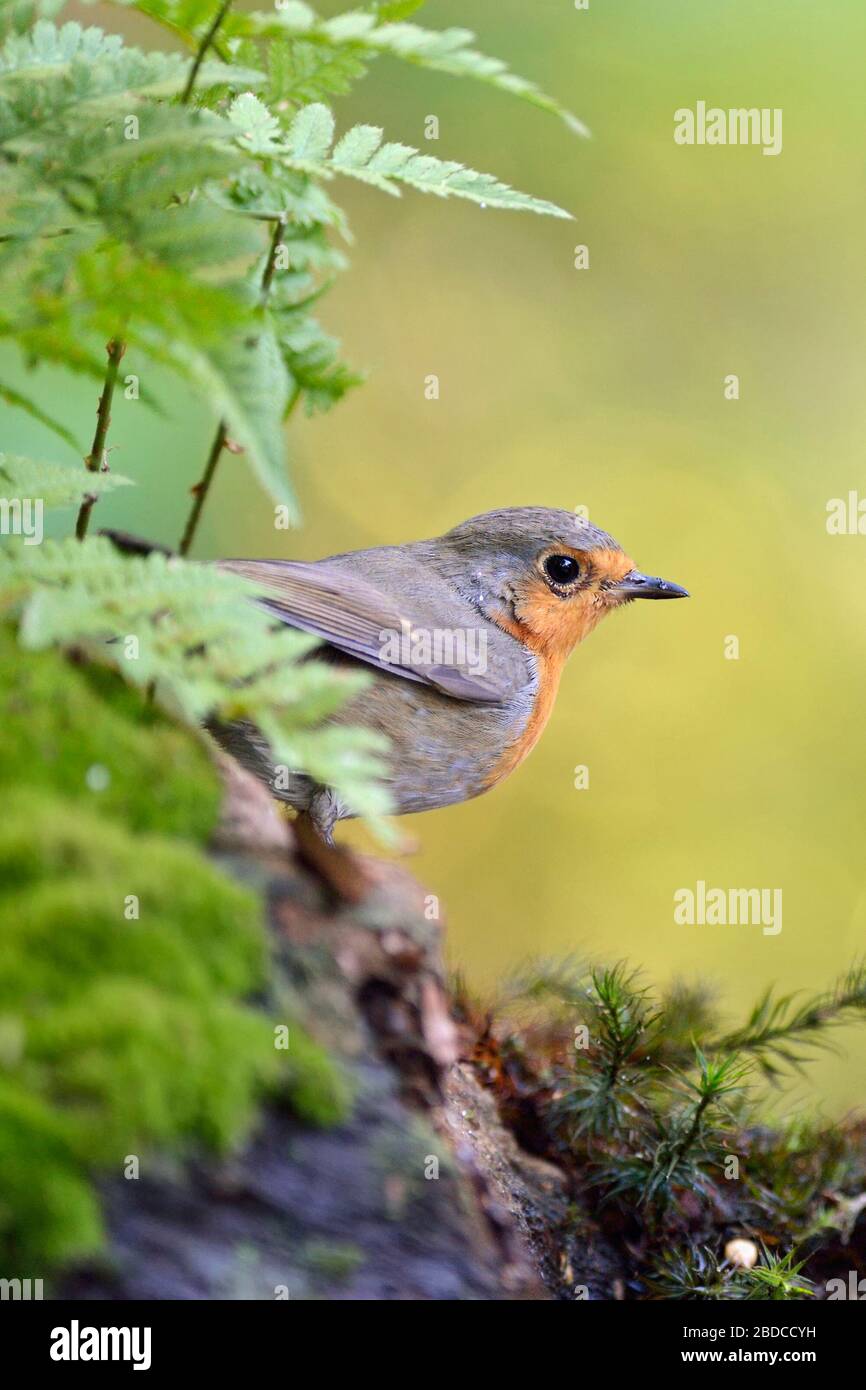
[0,791,277,1273]
[0,632,349,1277]
[0,791,266,1006]
[25,981,280,1159]
[0,626,221,843]
[303,1239,364,1282]
[278,1022,352,1128]
[0,1079,103,1270]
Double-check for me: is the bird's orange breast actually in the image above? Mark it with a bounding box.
[481,640,565,788]
[482,548,634,788]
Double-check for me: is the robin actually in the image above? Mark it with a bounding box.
[216,506,688,844]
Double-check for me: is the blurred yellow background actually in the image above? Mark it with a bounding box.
[5,0,866,1112]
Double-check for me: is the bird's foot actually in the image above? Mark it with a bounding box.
[293,811,381,905]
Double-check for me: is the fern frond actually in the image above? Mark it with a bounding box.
[97,2,585,133]
[4,4,577,535]
[86,242,294,509]
[0,454,134,508]
[226,88,283,155]
[2,104,252,275]
[239,5,588,136]
[305,106,570,217]
[230,95,571,217]
[78,1,226,56]
[368,2,425,20]
[1,82,295,507]
[0,0,66,44]
[0,381,80,450]
[209,165,349,238]
[155,319,295,512]
[0,538,392,822]
[272,304,362,417]
[265,37,366,106]
[0,20,262,144]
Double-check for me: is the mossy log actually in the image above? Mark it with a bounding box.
[54,760,562,1300]
[1,634,587,1299]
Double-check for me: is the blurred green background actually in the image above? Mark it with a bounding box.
[5,0,866,1112]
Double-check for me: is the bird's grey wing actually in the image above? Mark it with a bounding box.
[219,558,523,703]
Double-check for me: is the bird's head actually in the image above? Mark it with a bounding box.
[435,506,688,660]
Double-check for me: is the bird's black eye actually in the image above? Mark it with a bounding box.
[544,553,581,587]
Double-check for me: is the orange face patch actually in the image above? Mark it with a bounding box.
[497,546,635,664]
[483,546,634,789]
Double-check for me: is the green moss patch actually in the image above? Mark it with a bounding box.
[0,633,348,1276]
[0,790,266,1006]
[0,624,221,842]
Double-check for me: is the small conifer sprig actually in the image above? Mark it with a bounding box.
[593,1048,751,1215]
[647,1245,814,1302]
[497,955,866,1296]
[709,962,866,1078]
[552,963,660,1140]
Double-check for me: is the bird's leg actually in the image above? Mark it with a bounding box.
[313,787,342,846]
[293,793,377,904]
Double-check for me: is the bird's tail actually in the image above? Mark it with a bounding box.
[99,529,175,559]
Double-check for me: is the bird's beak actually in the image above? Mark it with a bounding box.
[613,569,689,601]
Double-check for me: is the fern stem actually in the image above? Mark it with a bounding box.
[180,0,233,104]
[76,338,125,542]
[178,420,227,557]
[178,218,286,557]
[259,216,287,303]
[284,384,302,421]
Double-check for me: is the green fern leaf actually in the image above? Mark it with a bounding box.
[0,1,66,43]
[269,300,362,417]
[368,2,426,20]
[95,2,583,132]
[0,454,134,508]
[266,37,366,105]
[0,537,392,822]
[280,106,571,217]
[235,4,587,136]
[226,91,282,155]
[0,21,263,147]
[331,121,382,168]
[0,381,79,451]
[209,166,348,237]
[284,98,335,160]
[154,318,295,514]
[0,317,114,387]
[79,1,228,51]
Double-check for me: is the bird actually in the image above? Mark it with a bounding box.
[215,506,688,844]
